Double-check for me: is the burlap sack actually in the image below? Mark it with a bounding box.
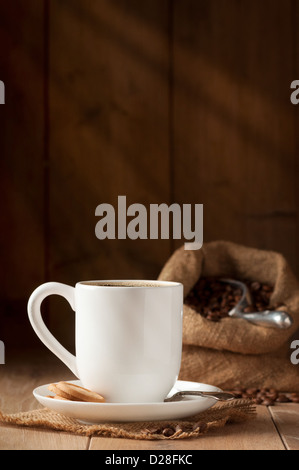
[158,241,299,391]
[0,398,256,441]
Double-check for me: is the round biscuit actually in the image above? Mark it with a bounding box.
[59,382,106,403]
[46,394,70,401]
[51,381,105,403]
[48,383,76,400]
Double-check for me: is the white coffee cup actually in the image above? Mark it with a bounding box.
[27,280,183,403]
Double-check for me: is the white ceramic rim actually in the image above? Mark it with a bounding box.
[76,280,182,288]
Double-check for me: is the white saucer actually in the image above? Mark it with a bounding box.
[33,380,221,423]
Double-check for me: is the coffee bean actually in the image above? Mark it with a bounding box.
[246,388,259,395]
[290,393,299,400]
[262,398,274,406]
[276,394,290,403]
[243,306,253,313]
[262,285,272,292]
[207,313,220,322]
[226,387,299,406]
[162,427,175,437]
[251,281,261,291]
[267,392,278,401]
[254,397,263,405]
[185,277,275,323]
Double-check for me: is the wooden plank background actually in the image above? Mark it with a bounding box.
[0,0,299,349]
[0,0,46,349]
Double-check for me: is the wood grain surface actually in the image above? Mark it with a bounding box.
[0,351,297,450]
[0,0,46,349]
[172,0,297,260]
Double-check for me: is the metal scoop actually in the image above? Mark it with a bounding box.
[164,390,235,402]
[222,279,293,329]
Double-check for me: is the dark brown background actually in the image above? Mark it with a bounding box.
[0,0,298,352]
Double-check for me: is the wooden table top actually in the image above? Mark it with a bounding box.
[0,350,298,451]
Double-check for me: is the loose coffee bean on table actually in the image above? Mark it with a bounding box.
[185,277,275,322]
[142,422,207,437]
[141,388,299,437]
[227,388,299,406]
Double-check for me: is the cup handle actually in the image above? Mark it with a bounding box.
[27,282,79,377]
